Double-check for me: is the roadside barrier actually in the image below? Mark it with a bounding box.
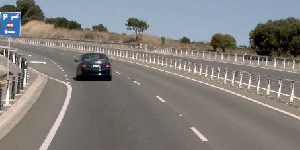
[0,49,28,107]
[3,37,300,73]
[108,50,300,107]
[5,38,300,108]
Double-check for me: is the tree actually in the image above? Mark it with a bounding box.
[291,35,300,57]
[53,17,69,28]
[45,18,56,24]
[211,34,237,52]
[250,17,300,56]
[92,24,108,32]
[125,18,149,40]
[180,36,190,43]
[161,36,166,45]
[45,17,82,30]
[0,5,17,12]
[68,20,82,30]
[16,0,45,25]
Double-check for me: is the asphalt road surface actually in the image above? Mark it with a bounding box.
[0,42,300,150]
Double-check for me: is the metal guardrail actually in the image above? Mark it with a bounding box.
[0,37,137,50]
[109,50,300,108]
[4,37,300,108]
[2,37,299,73]
[152,49,300,72]
[0,48,28,110]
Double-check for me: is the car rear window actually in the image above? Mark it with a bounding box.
[82,54,107,61]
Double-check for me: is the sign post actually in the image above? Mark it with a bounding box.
[0,12,21,106]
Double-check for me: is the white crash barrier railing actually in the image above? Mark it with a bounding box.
[2,37,300,107]
[2,37,300,73]
[108,49,300,107]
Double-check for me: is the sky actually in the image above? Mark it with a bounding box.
[1,0,300,46]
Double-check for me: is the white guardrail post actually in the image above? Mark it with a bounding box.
[235,53,237,62]
[205,65,208,78]
[221,53,224,61]
[256,74,261,94]
[247,73,252,91]
[199,63,202,76]
[214,52,217,60]
[292,59,295,70]
[239,71,243,89]
[266,76,271,97]
[217,67,221,82]
[178,60,182,70]
[223,68,228,84]
[290,81,295,104]
[277,79,282,100]
[231,69,235,86]
[210,65,214,80]
[193,63,197,74]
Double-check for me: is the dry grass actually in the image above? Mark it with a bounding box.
[23,21,258,54]
[22,21,215,50]
[22,21,256,54]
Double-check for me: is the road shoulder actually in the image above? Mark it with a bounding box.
[0,68,48,140]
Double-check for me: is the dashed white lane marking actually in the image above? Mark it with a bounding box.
[28,55,32,57]
[133,81,141,85]
[156,96,166,103]
[190,127,208,142]
[64,75,68,77]
[29,61,47,64]
[116,71,121,75]
[62,70,65,72]
[116,58,300,122]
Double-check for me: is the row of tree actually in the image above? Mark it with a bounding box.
[45,17,82,30]
[0,0,44,25]
[178,17,300,57]
[250,17,300,56]
[0,0,150,40]
[1,1,300,56]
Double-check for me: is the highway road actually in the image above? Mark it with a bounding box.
[0,41,300,150]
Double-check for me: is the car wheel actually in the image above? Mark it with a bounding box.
[107,76,112,81]
[76,75,81,81]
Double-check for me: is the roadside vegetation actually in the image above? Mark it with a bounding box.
[1,0,300,57]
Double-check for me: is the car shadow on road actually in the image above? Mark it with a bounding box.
[72,77,111,82]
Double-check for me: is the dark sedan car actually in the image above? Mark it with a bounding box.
[75,53,112,81]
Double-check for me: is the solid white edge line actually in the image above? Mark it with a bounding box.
[29,61,47,64]
[28,68,73,150]
[156,96,166,103]
[190,127,208,142]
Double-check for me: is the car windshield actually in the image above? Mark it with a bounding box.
[81,54,107,61]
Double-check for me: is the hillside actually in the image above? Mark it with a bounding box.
[22,21,213,51]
